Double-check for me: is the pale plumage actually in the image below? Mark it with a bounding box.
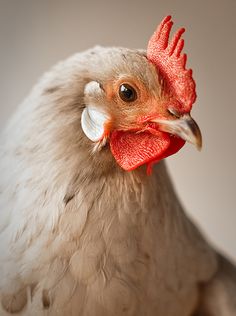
[0,46,235,316]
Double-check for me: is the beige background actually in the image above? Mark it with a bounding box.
[0,0,235,261]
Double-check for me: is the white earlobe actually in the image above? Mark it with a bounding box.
[81,106,109,142]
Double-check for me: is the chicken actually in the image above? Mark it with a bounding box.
[0,15,235,316]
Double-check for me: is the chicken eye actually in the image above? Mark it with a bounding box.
[119,84,137,102]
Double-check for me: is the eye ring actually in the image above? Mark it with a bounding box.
[118,83,137,102]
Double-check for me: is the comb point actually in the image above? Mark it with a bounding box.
[164,15,172,22]
[182,53,187,68]
[175,38,184,57]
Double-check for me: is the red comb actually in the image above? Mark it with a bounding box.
[147,15,196,113]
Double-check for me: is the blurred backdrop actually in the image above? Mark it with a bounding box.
[0,0,235,260]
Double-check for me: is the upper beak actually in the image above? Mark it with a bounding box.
[151,114,202,150]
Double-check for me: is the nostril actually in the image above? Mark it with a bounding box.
[167,108,181,118]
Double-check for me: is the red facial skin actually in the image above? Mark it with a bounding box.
[110,16,196,173]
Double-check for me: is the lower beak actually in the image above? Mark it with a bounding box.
[152,114,202,150]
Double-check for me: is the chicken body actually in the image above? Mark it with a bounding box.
[0,47,235,316]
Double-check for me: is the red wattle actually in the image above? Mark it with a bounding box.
[146,135,185,174]
[110,130,184,172]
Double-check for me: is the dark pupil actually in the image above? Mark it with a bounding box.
[119,84,136,102]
